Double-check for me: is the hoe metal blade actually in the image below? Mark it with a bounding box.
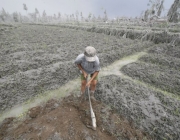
[86,76,97,130]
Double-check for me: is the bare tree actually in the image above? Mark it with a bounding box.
[92,14,96,22]
[35,8,39,17]
[42,10,47,22]
[144,9,150,21]
[80,12,84,21]
[143,0,165,22]
[0,8,7,21]
[97,15,102,22]
[53,14,56,20]
[65,14,69,22]
[35,8,39,15]
[18,12,22,22]
[145,0,164,18]
[167,0,180,22]
[103,10,108,22]
[13,12,19,22]
[58,12,61,20]
[29,13,36,22]
[34,8,40,22]
[75,11,79,21]
[157,0,164,16]
[23,3,28,14]
[88,12,92,21]
[70,14,75,21]
[42,10,46,17]
[178,7,180,21]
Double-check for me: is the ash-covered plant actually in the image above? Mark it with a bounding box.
[23,3,28,14]
[139,53,180,70]
[96,75,180,140]
[0,8,8,22]
[13,12,19,22]
[121,61,180,95]
[167,0,180,22]
[143,0,165,21]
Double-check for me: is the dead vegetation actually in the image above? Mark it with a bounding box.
[139,52,180,70]
[96,75,180,140]
[121,61,180,95]
[57,23,180,45]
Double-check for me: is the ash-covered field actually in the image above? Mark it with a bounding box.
[0,23,180,140]
[0,24,153,113]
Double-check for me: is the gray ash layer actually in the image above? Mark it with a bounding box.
[96,75,180,140]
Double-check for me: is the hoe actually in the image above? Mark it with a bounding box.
[86,76,97,131]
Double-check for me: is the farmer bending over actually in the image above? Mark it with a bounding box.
[74,46,100,101]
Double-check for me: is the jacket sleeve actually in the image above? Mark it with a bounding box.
[74,54,83,64]
[94,57,101,71]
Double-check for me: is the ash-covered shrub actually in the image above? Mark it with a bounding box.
[121,62,180,95]
[59,24,180,45]
[148,44,180,58]
[0,61,79,113]
[98,41,153,67]
[140,53,180,70]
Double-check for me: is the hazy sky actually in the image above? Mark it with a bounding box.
[0,0,174,18]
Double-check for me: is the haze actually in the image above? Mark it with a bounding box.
[0,0,174,18]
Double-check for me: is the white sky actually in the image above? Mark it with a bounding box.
[0,0,174,18]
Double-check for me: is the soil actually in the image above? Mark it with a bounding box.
[0,95,151,140]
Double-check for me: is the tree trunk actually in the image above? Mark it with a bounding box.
[167,0,180,22]
[157,0,164,17]
[144,10,149,21]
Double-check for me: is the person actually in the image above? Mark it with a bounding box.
[74,46,100,101]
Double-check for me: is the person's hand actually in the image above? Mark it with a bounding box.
[86,80,91,87]
[83,71,88,79]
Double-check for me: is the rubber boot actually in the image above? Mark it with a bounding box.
[90,91,96,101]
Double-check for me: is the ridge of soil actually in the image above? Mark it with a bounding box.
[0,95,151,140]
